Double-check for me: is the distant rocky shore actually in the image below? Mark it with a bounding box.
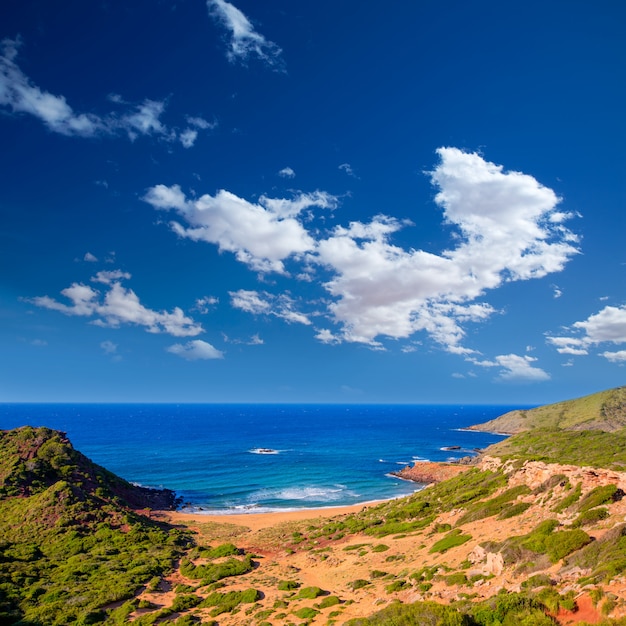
[391,460,472,484]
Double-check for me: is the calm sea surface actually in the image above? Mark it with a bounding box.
[0,404,518,513]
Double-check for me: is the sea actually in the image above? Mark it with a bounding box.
[0,404,519,514]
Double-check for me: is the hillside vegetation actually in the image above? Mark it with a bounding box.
[467,386,626,434]
[4,388,626,624]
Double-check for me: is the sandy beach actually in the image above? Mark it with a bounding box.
[160,501,385,533]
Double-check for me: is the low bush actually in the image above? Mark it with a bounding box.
[296,586,325,599]
[277,580,300,591]
[457,484,531,525]
[572,507,610,527]
[317,595,341,609]
[199,588,260,616]
[430,529,472,554]
[293,606,318,619]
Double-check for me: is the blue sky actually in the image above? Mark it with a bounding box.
[1,0,624,404]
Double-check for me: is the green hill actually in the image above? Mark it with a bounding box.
[468,385,626,435]
[0,426,189,625]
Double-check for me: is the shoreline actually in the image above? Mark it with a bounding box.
[155,500,389,532]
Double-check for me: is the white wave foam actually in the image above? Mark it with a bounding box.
[252,485,355,503]
[248,448,280,455]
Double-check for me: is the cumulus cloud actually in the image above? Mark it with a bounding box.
[26,271,203,337]
[208,0,284,68]
[144,185,338,273]
[278,166,296,178]
[0,38,212,146]
[547,304,626,360]
[167,339,224,360]
[602,350,626,363]
[472,353,551,382]
[230,289,312,325]
[84,252,98,263]
[193,295,219,314]
[313,147,578,351]
[146,148,578,356]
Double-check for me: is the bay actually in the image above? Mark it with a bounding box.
[0,404,517,513]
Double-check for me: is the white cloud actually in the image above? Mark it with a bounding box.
[547,305,626,361]
[84,252,98,262]
[26,272,203,337]
[194,295,219,314]
[278,166,296,178]
[167,339,224,360]
[100,340,118,354]
[222,332,264,345]
[602,350,626,363]
[0,38,211,146]
[179,128,198,149]
[207,0,284,69]
[339,163,359,178]
[229,289,272,314]
[144,185,337,274]
[473,353,551,382]
[230,289,311,325]
[313,148,578,351]
[146,148,578,356]
[178,116,217,148]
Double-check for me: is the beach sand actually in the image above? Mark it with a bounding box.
[160,501,384,533]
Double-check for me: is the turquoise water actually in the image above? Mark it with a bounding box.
[0,404,515,513]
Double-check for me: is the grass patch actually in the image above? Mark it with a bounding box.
[429,529,472,554]
[486,427,626,470]
[199,588,260,616]
[457,484,531,525]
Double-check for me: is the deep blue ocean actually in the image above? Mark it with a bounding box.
[0,404,518,513]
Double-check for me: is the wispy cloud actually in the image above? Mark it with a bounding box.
[547,304,626,361]
[0,38,214,147]
[100,340,118,355]
[278,166,296,178]
[471,353,551,382]
[25,271,203,337]
[207,0,284,69]
[230,289,312,325]
[167,339,224,360]
[338,163,359,179]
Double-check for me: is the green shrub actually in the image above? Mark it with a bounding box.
[278,579,300,591]
[344,599,469,625]
[317,595,341,609]
[296,586,325,599]
[553,482,582,512]
[348,579,370,590]
[578,485,619,512]
[385,579,409,593]
[498,501,532,519]
[445,572,468,586]
[430,529,472,553]
[293,606,318,619]
[199,588,260,616]
[572,507,610,527]
[544,529,592,562]
[521,573,552,589]
[457,485,531,525]
[179,554,253,583]
[170,594,202,612]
